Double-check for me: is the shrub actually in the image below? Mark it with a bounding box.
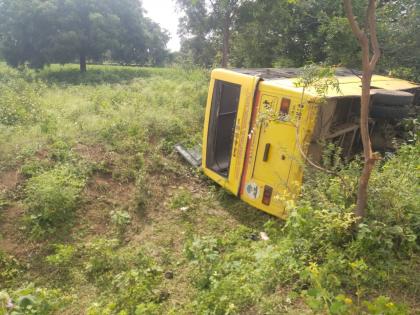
[48,140,75,163]
[169,190,196,211]
[182,144,419,314]
[110,210,132,236]
[45,244,76,269]
[361,144,420,258]
[134,171,151,212]
[85,248,163,315]
[0,251,22,288]
[184,229,286,314]
[83,238,122,281]
[284,206,357,258]
[0,284,67,315]
[24,165,85,238]
[20,160,51,178]
[0,76,44,126]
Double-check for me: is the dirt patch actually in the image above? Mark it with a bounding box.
[0,203,33,257]
[0,169,40,259]
[35,148,49,160]
[80,201,111,236]
[73,143,106,163]
[86,173,136,205]
[75,173,137,238]
[0,169,20,192]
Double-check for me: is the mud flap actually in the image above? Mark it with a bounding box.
[174,144,202,167]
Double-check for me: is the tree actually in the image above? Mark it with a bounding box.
[0,0,58,69]
[175,0,419,76]
[231,0,369,68]
[0,0,169,72]
[106,0,169,66]
[230,0,292,67]
[142,19,170,66]
[343,0,381,221]
[214,0,242,67]
[377,0,420,81]
[174,0,420,78]
[52,0,121,72]
[176,0,246,68]
[177,0,214,67]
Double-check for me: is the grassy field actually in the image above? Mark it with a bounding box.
[0,63,419,314]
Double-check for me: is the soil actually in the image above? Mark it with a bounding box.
[0,169,20,192]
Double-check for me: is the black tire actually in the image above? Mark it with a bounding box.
[372,89,414,106]
[370,104,411,119]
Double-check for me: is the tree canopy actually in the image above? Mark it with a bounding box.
[176,0,247,67]
[0,0,169,71]
[176,0,420,81]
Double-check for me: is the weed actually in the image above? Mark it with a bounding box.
[0,251,22,288]
[45,244,77,281]
[0,196,8,211]
[20,160,51,178]
[83,244,164,315]
[24,165,85,238]
[110,209,132,236]
[134,171,151,212]
[363,296,408,315]
[45,244,77,268]
[0,284,69,315]
[83,238,122,282]
[0,75,45,126]
[48,140,75,163]
[169,190,196,211]
[0,63,418,314]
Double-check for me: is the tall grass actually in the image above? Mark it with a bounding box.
[0,63,208,168]
[0,63,418,314]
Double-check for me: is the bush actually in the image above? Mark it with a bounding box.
[24,165,85,237]
[0,251,22,288]
[20,160,51,178]
[361,144,420,258]
[84,243,164,315]
[110,210,132,236]
[184,228,286,314]
[83,239,123,281]
[182,144,419,314]
[45,244,76,269]
[0,284,67,315]
[169,190,197,211]
[134,171,151,212]
[0,74,44,126]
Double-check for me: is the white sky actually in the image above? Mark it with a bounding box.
[142,0,181,52]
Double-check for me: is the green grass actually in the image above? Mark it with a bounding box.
[0,63,419,315]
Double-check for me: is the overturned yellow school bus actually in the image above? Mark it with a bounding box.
[201,68,419,218]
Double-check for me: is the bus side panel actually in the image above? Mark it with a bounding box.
[239,83,318,218]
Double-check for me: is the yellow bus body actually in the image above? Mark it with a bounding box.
[202,68,418,218]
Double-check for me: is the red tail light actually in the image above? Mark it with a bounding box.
[280,98,291,115]
[262,185,273,205]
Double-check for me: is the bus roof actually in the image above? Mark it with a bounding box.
[228,68,419,98]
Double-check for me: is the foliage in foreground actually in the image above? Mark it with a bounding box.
[0,64,418,314]
[183,144,419,314]
[0,285,66,315]
[24,165,86,238]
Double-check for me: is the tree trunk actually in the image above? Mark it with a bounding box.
[355,72,375,218]
[80,53,87,72]
[343,0,381,222]
[221,15,230,68]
